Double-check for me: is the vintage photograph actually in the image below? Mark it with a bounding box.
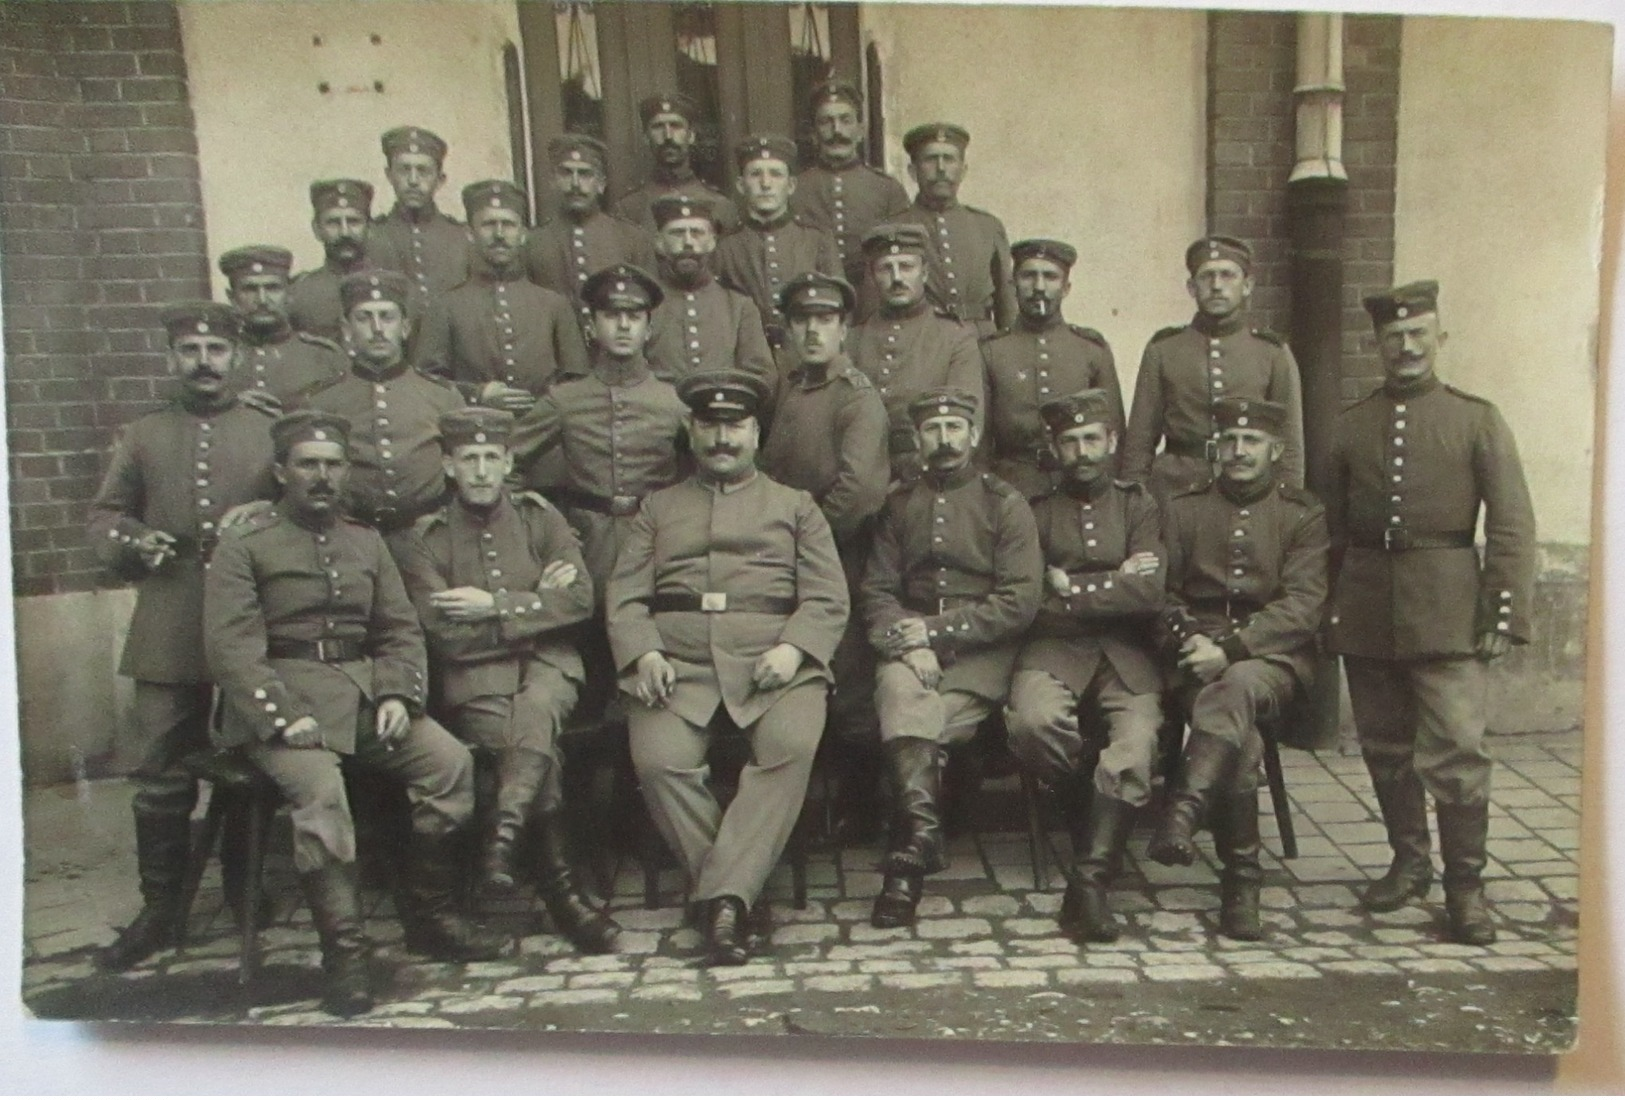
[5,0,1603,1057]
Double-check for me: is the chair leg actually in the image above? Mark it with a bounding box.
[1020,771,1049,892]
[1262,737,1297,859]
[176,791,232,948]
[238,785,271,987]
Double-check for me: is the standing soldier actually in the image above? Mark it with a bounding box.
[524,135,654,335]
[613,93,740,234]
[646,196,774,386]
[366,126,472,323]
[848,223,985,483]
[896,123,1016,338]
[1122,235,1305,500]
[714,134,841,350]
[287,179,373,344]
[861,389,1043,928]
[219,245,346,408]
[607,370,849,966]
[390,408,620,954]
[1326,281,1536,946]
[789,79,910,317]
[205,411,504,1019]
[414,180,588,409]
[983,239,1125,499]
[1005,390,1164,943]
[88,302,278,972]
[294,270,465,534]
[1147,396,1327,942]
[759,273,891,836]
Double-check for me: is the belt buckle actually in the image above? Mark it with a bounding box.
[610,495,639,517]
[1204,438,1219,463]
[1383,526,1408,551]
[700,592,728,613]
[314,639,336,662]
[938,597,953,615]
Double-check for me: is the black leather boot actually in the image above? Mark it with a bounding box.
[870,869,925,929]
[300,862,373,1018]
[484,750,550,895]
[400,830,509,961]
[534,809,620,954]
[1147,730,1239,867]
[1060,795,1134,943]
[1437,801,1497,946]
[1212,790,1264,941]
[704,895,750,966]
[97,809,192,972]
[1361,772,1435,912]
[883,737,945,876]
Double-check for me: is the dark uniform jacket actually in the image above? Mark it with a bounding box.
[612,169,740,235]
[606,471,850,729]
[862,466,1043,701]
[896,199,1016,336]
[1016,478,1164,698]
[523,209,655,333]
[230,324,347,406]
[714,212,841,342]
[287,261,370,344]
[204,509,428,752]
[390,490,593,709]
[88,394,278,684]
[790,161,911,290]
[1123,312,1306,493]
[647,273,775,387]
[1162,477,1328,687]
[1324,375,1536,660]
[293,360,465,531]
[366,204,475,321]
[414,264,589,399]
[983,317,1125,499]
[759,355,891,549]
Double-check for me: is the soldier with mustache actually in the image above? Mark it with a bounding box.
[288,179,374,345]
[646,197,774,387]
[218,245,346,410]
[613,94,740,235]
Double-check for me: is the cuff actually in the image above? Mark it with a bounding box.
[1218,633,1251,664]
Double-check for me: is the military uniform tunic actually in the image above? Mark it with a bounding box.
[982,318,1125,498]
[612,169,740,235]
[790,162,910,291]
[1123,313,1306,498]
[414,265,590,399]
[230,324,348,406]
[647,274,775,387]
[294,361,465,531]
[287,261,371,344]
[523,209,655,334]
[366,204,474,321]
[896,199,1016,337]
[714,213,841,345]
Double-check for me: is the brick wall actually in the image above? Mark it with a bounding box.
[0,0,209,599]
[1338,15,1401,400]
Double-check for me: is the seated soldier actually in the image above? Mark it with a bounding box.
[390,407,619,954]
[1005,390,1164,944]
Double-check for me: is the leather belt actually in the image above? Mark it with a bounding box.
[649,593,798,614]
[267,638,367,662]
[1352,529,1475,552]
[166,533,220,561]
[1164,436,1218,461]
[548,487,643,517]
[903,595,985,615]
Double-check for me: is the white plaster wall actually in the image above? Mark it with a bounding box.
[1394,16,1608,547]
[861,4,1207,384]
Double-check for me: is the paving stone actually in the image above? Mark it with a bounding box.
[1321,960,1399,976]
[915,895,957,918]
[1302,931,1358,947]
[1395,958,1476,974]
[778,901,829,922]
[1144,911,1205,934]
[805,974,875,993]
[546,954,635,973]
[1500,860,1575,878]
[1140,951,1204,967]
[530,988,622,1006]
[570,971,638,989]
[1339,843,1396,867]
[827,942,933,960]
[1144,963,1226,982]
[165,957,236,976]
[630,983,703,1001]
[1285,857,1363,882]
[1210,949,1276,966]
[1428,943,1495,958]
[961,894,1022,917]
[1293,800,1372,824]
[1055,968,1138,985]
[1156,887,1221,911]
[1231,961,1320,980]
[517,934,577,957]
[1486,879,1555,903]
[495,975,565,994]
[461,961,523,979]
[769,922,839,946]
[1007,936,1078,956]
[848,923,914,943]
[1111,892,1158,914]
[946,938,1007,956]
[1148,937,1207,953]
[1492,787,1558,807]
[1371,928,1428,944]
[668,928,703,951]
[972,968,1049,989]
[857,959,918,974]
[881,971,962,990]
[843,872,885,895]
[1542,876,1578,901]
[1300,908,1365,929]
[915,918,993,940]
[1547,954,1579,972]
[1138,862,1222,887]
[723,980,796,999]
[612,931,663,955]
[1495,903,1554,924]
[1353,945,1422,960]
[1258,886,1296,910]
[1025,892,1063,916]
[708,963,783,983]
[1003,918,1060,937]
[1369,906,1432,927]
[930,955,1005,970]
[1281,946,1351,963]
[1476,955,1549,972]
[779,960,851,976]
[440,994,524,1014]
[1294,884,1361,907]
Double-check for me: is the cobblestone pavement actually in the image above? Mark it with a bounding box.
[21,731,1580,1051]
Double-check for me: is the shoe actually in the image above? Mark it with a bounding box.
[400,830,508,961]
[300,862,373,1018]
[1360,772,1434,911]
[1359,856,1434,913]
[1437,802,1497,946]
[1212,790,1265,942]
[1060,795,1133,944]
[870,870,924,929]
[534,810,620,954]
[704,896,750,966]
[1147,730,1238,867]
[97,809,191,972]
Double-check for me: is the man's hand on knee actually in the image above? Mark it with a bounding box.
[375,698,411,747]
[1179,634,1229,684]
[282,715,322,749]
[634,651,677,708]
[751,643,804,692]
[902,647,943,691]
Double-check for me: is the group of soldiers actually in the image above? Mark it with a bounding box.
[87,80,1538,1020]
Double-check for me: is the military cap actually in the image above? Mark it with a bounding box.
[582,263,664,313]
[1184,234,1253,275]
[271,409,351,459]
[218,245,293,282]
[903,122,971,158]
[1040,389,1117,435]
[908,386,980,428]
[439,407,516,451]
[380,125,448,165]
[161,300,241,344]
[1213,395,1288,437]
[778,272,856,317]
[861,221,931,260]
[735,133,798,171]
[462,179,529,222]
[809,78,863,113]
[338,269,413,315]
[1363,279,1440,327]
[677,369,769,423]
[548,133,608,172]
[638,92,700,127]
[650,195,718,230]
[309,178,374,216]
[1011,238,1078,272]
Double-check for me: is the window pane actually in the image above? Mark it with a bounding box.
[672,1,726,190]
[789,3,834,165]
[556,1,604,138]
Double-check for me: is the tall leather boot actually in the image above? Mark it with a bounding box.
[1060,795,1134,943]
[870,738,942,929]
[299,862,373,1018]
[400,830,509,961]
[1437,801,1497,946]
[1147,730,1239,867]
[1212,790,1264,941]
[1361,772,1435,911]
[484,750,551,895]
[534,809,620,954]
[97,809,192,972]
